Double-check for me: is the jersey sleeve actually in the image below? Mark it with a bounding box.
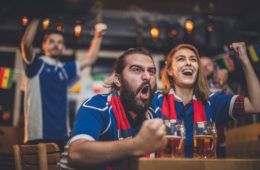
[23,53,44,78]
[210,93,238,127]
[63,61,80,87]
[69,95,110,143]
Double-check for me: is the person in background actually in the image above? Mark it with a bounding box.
[66,47,166,170]
[21,18,107,150]
[200,56,232,158]
[152,42,260,158]
[200,56,233,94]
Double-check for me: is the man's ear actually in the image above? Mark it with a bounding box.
[42,42,46,51]
[113,73,121,88]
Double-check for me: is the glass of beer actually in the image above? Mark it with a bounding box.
[193,121,217,158]
[160,119,185,158]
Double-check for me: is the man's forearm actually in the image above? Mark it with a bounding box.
[79,23,107,70]
[79,34,103,70]
[68,138,139,168]
[68,119,166,168]
[21,18,40,62]
[241,58,260,113]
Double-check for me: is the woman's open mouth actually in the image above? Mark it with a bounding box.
[182,69,193,76]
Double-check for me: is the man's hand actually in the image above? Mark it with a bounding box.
[230,42,249,62]
[95,23,107,37]
[132,118,167,157]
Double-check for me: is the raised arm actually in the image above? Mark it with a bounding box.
[230,42,260,113]
[68,119,166,168]
[79,23,107,71]
[21,18,40,63]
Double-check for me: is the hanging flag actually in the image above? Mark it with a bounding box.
[92,75,105,94]
[248,45,259,62]
[221,53,235,72]
[253,44,260,61]
[68,81,81,93]
[0,67,14,89]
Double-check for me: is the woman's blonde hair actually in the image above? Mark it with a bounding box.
[161,44,210,103]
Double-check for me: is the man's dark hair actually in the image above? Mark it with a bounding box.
[107,47,155,91]
[43,30,65,43]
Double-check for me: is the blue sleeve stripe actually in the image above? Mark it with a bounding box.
[147,110,153,119]
[100,105,113,135]
[61,66,69,80]
[37,61,45,76]
[155,107,160,113]
[100,116,111,135]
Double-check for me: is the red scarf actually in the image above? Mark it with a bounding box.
[162,89,206,122]
[108,94,132,139]
[160,89,209,158]
[106,92,155,170]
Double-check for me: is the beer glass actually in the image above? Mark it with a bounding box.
[160,119,185,158]
[193,121,217,158]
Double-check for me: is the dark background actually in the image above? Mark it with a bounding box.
[0,0,260,56]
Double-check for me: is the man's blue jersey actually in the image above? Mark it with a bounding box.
[70,93,155,143]
[23,54,79,142]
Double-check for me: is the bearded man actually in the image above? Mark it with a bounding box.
[66,47,166,170]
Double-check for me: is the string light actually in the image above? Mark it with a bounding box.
[57,25,63,32]
[22,17,29,26]
[74,24,82,37]
[185,20,194,33]
[207,15,214,33]
[42,18,50,30]
[207,25,213,32]
[150,27,159,38]
[2,112,10,121]
[168,29,177,38]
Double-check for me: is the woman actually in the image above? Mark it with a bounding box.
[152,42,260,157]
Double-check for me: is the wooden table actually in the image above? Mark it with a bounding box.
[120,158,260,170]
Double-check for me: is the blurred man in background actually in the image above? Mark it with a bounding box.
[21,18,107,150]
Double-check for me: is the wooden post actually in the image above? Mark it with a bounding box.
[37,143,48,170]
[13,145,22,170]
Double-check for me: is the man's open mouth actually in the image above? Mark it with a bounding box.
[140,84,150,100]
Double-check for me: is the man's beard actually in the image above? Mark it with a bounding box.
[51,55,59,59]
[50,47,61,59]
[120,78,156,117]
